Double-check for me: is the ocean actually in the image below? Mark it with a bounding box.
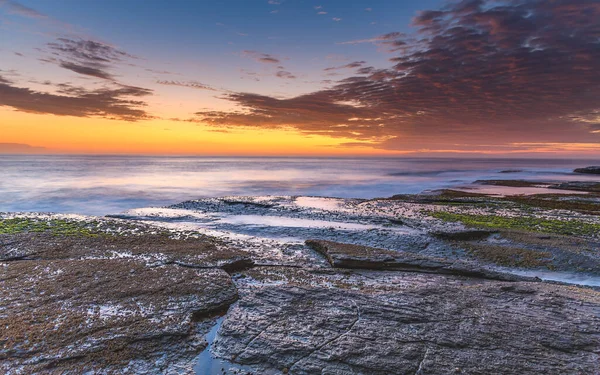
[0,155,598,216]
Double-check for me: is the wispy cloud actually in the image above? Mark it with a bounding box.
[45,38,136,81]
[324,61,366,72]
[314,5,327,14]
[59,62,115,80]
[0,0,47,19]
[242,50,281,64]
[0,0,88,37]
[276,70,296,79]
[145,68,179,75]
[337,32,403,45]
[156,80,216,91]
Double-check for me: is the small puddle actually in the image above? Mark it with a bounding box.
[455,185,589,196]
[193,309,253,375]
[214,214,417,233]
[294,196,344,211]
[505,269,600,287]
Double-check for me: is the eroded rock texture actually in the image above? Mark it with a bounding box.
[2,211,600,375]
[0,259,237,374]
[216,267,600,375]
[306,239,535,282]
[0,231,252,268]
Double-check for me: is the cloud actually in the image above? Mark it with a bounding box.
[268,0,281,4]
[276,71,296,79]
[317,11,327,15]
[47,38,135,80]
[0,1,82,35]
[0,75,153,121]
[324,61,366,71]
[194,92,385,139]
[242,50,281,64]
[156,80,216,91]
[0,0,47,19]
[59,62,115,80]
[332,17,342,22]
[337,32,404,46]
[145,68,178,75]
[48,38,133,62]
[0,143,47,154]
[192,0,600,152]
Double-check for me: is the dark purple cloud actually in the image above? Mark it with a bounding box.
[47,38,134,80]
[242,50,281,64]
[0,75,152,121]
[194,0,600,151]
[59,62,115,80]
[276,70,296,79]
[48,38,133,63]
[324,61,366,72]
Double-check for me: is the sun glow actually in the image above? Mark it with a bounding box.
[0,109,394,155]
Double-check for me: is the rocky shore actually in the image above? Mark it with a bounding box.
[2,178,600,374]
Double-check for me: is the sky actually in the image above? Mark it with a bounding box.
[0,0,599,157]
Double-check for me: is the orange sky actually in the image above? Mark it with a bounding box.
[4,108,600,157]
[1,108,400,156]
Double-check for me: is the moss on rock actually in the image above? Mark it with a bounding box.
[430,211,600,237]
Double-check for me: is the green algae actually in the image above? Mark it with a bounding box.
[0,218,100,237]
[502,195,600,215]
[462,243,553,269]
[430,211,600,237]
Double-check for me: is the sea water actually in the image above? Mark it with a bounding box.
[0,155,598,215]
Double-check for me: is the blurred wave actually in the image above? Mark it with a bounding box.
[0,155,598,215]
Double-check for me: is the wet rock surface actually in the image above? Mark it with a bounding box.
[574,166,600,174]
[0,231,251,269]
[0,215,244,374]
[452,229,600,274]
[216,267,600,375]
[306,239,537,282]
[0,259,237,374]
[550,181,600,192]
[3,186,600,374]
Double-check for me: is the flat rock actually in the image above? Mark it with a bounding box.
[474,179,543,187]
[574,166,600,175]
[0,232,252,269]
[0,259,237,374]
[216,267,600,375]
[431,229,495,241]
[550,181,600,192]
[306,239,536,282]
[459,229,600,273]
